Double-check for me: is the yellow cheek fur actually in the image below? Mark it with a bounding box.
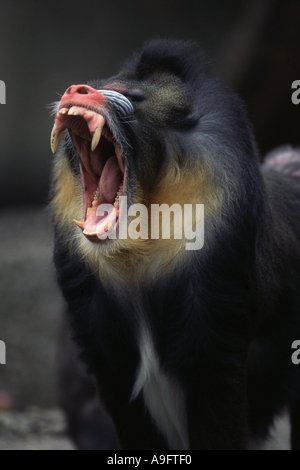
[52,152,83,231]
[51,150,223,286]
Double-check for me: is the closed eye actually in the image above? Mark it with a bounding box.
[122,89,145,102]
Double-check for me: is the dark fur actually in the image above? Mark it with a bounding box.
[52,39,300,449]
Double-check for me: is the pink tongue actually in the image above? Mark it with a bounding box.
[99,155,123,203]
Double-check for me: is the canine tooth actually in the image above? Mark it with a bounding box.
[107,223,114,233]
[92,199,99,207]
[87,207,92,215]
[91,124,102,151]
[114,200,119,209]
[73,219,84,228]
[50,124,65,153]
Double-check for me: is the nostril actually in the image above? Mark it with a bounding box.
[60,84,106,106]
[66,85,91,95]
[76,86,90,95]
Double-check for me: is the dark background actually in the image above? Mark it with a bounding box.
[0,0,299,208]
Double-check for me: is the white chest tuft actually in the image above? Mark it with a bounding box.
[131,325,190,450]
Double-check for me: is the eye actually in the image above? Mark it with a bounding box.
[122,89,145,103]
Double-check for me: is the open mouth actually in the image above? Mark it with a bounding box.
[51,102,126,242]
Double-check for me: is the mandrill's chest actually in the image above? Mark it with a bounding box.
[93,275,191,451]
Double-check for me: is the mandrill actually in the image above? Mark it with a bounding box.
[50,39,300,450]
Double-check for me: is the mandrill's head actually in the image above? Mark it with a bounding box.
[50,39,255,273]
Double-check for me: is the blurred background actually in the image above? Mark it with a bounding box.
[0,0,299,449]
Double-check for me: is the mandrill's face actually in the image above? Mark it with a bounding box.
[50,39,223,269]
